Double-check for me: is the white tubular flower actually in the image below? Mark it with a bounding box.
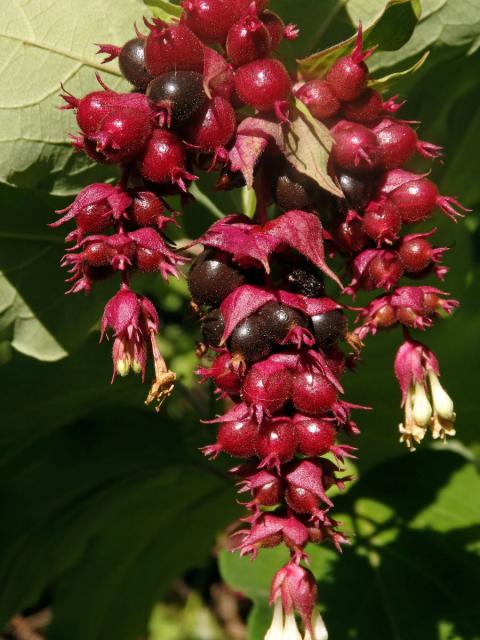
[283,612,303,640]
[428,370,454,420]
[265,599,285,640]
[303,612,329,640]
[399,386,428,451]
[412,381,433,426]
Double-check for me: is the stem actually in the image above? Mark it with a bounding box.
[254,164,268,225]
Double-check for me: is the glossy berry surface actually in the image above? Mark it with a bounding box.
[181,0,255,43]
[281,255,326,298]
[145,22,204,76]
[376,120,418,169]
[337,171,374,211]
[147,71,206,126]
[188,249,245,306]
[332,123,380,174]
[271,161,319,211]
[76,91,119,137]
[296,80,340,121]
[294,416,336,456]
[292,370,338,416]
[218,419,258,457]
[182,97,236,151]
[333,218,367,254]
[242,365,292,414]
[129,192,164,228]
[208,352,242,395]
[229,315,272,363]
[310,309,347,350]
[76,202,112,234]
[326,55,368,101]
[234,58,291,112]
[388,178,438,223]
[226,15,271,66]
[260,10,286,50]
[363,200,402,244]
[367,253,404,290]
[258,302,308,344]
[119,38,153,90]
[342,89,388,124]
[94,107,152,162]
[201,309,225,347]
[139,129,186,184]
[255,421,297,465]
[398,236,433,273]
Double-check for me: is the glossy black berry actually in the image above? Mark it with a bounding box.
[271,160,321,211]
[310,309,347,349]
[147,71,206,126]
[119,38,153,91]
[188,249,245,307]
[280,255,325,298]
[337,171,373,211]
[201,309,225,347]
[229,315,272,363]
[258,302,308,344]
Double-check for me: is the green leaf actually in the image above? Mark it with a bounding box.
[284,101,342,197]
[298,0,420,79]
[221,451,480,640]
[144,0,182,19]
[0,184,115,362]
[0,0,146,195]
[0,407,240,640]
[369,50,430,90]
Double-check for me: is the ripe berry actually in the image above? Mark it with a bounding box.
[201,309,225,347]
[242,362,293,414]
[119,38,153,91]
[337,171,374,210]
[294,415,336,456]
[234,58,291,114]
[398,236,434,273]
[280,255,326,298]
[310,309,347,350]
[258,302,308,344]
[296,80,340,121]
[333,217,366,253]
[331,122,380,174]
[217,419,258,457]
[292,369,338,416]
[76,202,112,234]
[255,421,297,466]
[93,107,152,162]
[363,199,402,244]
[229,315,272,363]
[182,97,236,153]
[147,71,206,126]
[342,89,399,124]
[129,192,164,228]
[139,129,191,186]
[270,160,320,211]
[145,22,204,76]
[188,249,245,306]
[226,15,271,66]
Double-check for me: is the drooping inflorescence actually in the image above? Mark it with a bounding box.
[52,3,468,637]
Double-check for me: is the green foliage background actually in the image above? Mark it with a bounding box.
[0,0,479,638]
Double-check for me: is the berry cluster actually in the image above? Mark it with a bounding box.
[51,3,469,638]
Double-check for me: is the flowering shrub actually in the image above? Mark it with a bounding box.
[0,1,478,639]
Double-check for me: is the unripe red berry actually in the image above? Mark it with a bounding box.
[75,91,118,137]
[374,303,397,328]
[83,240,117,267]
[285,485,321,515]
[260,10,286,50]
[182,97,236,152]
[76,202,113,234]
[226,15,271,66]
[207,352,242,395]
[333,218,366,253]
[367,252,404,291]
[234,58,291,113]
[326,55,368,101]
[291,369,338,416]
[398,236,434,273]
[255,420,297,466]
[252,477,283,506]
[296,80,340,121]
[363,199,402,244]
[293,415,336,456]
[218,419,258,457]
[139,129,188,185]
[145,22,204,76]
[331,123,380,174]
[93,107,152,162]
[388,178,438,224]
[342,89,396,124]
[242,363,293,415]
[182,0,267,44]
[129,192,164,228]
[375,120,418,169]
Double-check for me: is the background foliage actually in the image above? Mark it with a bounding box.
[0,0,479,638]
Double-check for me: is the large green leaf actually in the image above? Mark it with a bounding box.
[0,184,117,362]
[0,0,146,195]
[220,451,480,640]
[296,0,421,78]
[0,407,240,640]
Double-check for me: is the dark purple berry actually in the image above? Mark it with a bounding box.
[119,38,153,90]
[337,171,373,210]
[188,249,246,306]
[201,309,225,347]
[147,71,206,126]
[229,315,272,363]
[310,309,347,350]
[258,302,308,344]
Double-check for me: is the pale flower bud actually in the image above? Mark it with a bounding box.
[265,599,285,640]
[116,355,131,377]
[428,370,454,420]
[283,612,303,640]
[412,382,432,426]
